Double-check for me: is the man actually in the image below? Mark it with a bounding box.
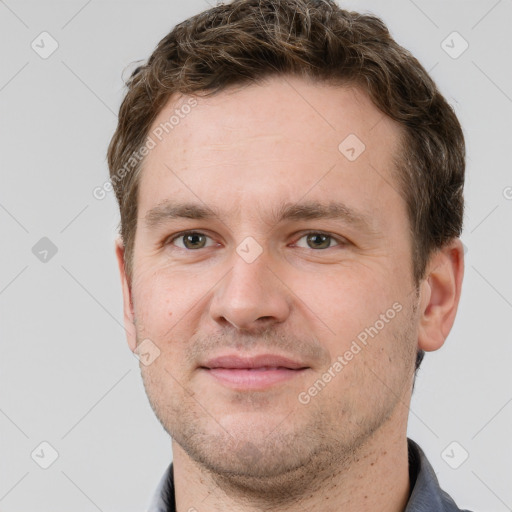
[108,0,470,510]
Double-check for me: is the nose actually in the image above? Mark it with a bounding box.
[209,251,292,332]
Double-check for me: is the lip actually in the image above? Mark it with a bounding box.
[202,353,308,370]
[200,353,310,390]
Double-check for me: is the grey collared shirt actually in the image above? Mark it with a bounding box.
[147,439,472,512]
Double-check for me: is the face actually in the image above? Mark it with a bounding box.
[120,76,422,483]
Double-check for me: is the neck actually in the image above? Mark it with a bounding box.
[172,411,411,512]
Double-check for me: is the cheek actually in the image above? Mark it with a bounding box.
[131,264,212,342]
[292,267,394,337]
[291,265,413,390]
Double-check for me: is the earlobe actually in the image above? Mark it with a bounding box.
[115,237,137,352]
[417,239,465,353]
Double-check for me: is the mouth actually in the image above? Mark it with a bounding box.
[199,354,310,390]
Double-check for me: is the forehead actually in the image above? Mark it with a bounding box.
[138,76,404,223]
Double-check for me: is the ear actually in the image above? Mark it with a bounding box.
[417,238,465,352]
[115,237,137,352]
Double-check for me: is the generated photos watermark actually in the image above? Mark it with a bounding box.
[298,301,403,405]
[93,97,198,200]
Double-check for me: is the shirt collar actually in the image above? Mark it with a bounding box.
[147,462,174,512]
[148,439,468,512]
[405,439,468,512]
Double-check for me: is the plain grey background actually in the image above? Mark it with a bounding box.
[1,0,511,510]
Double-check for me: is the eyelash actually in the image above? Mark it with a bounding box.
[166,230,348,250]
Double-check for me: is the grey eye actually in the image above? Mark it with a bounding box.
[296,233,339,249]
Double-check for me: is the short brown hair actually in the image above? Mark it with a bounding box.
[108,0,465,291]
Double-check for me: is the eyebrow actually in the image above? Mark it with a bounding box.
[143,200,375,232]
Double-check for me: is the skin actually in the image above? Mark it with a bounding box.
[116,76,464,512]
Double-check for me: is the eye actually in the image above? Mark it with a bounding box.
[170,232,214,250]
[294,232,341,250]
